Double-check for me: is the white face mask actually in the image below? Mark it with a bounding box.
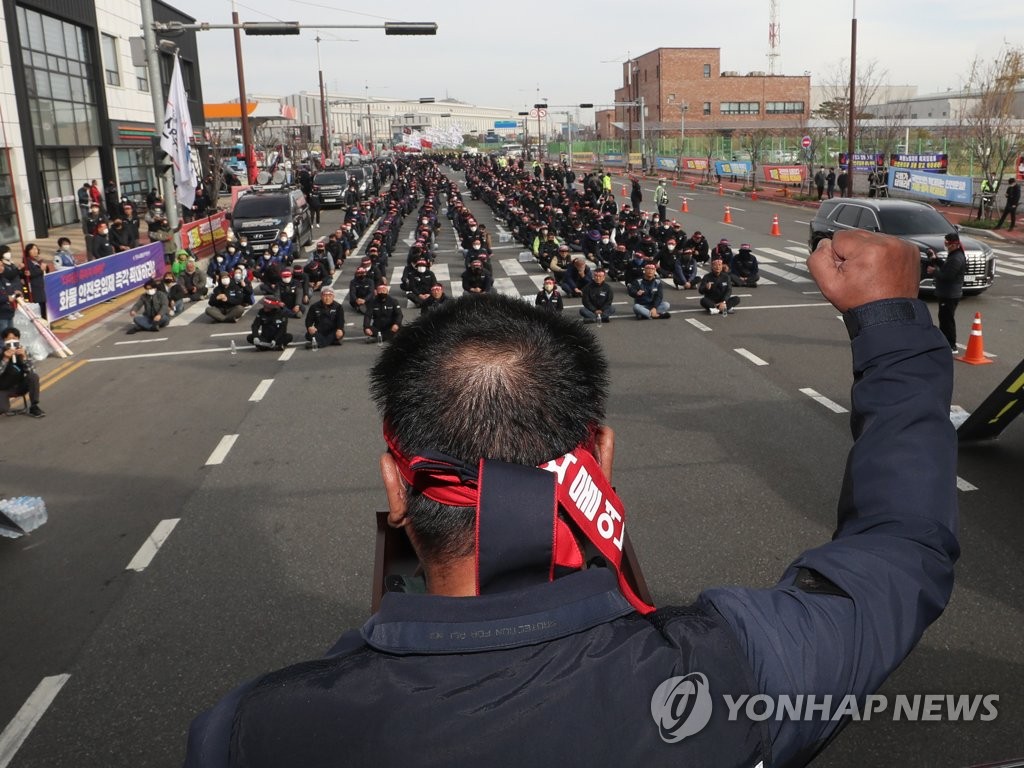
[220,279,230,286]
[216,257,224,263]
[472,245,480,250]
[282,277,292,284]
[601,239,609,245]
[417,266,426,273]
[145,289,156,296]
[234,273,244,281]
[667,245,675,252]
[469,226,477,232]
[544,284,554,293]
[421,219,428,225]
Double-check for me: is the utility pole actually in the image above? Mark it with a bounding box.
[231,9,254,184]
[140,0,180,240]
[639,95,646,172]
[846,0,857,197]
[316,36,329,159]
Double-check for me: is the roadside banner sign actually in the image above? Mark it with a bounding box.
[888,168,973,204]
[494,120,518,128]
[762,165,806,183]
[44,242,164,321]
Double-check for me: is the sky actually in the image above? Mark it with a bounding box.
[171,0,1024,112]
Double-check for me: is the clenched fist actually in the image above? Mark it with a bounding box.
[808,230,920,313]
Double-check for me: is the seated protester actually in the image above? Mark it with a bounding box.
[674,248,701,290]
[127,278,170,334]
[179,258,208,302]
[461,259,493,295]
[324,232,343,274]
[366,244,388,273]
[548,244,574,282]
[232,267,256,307]
[683,230,710,263]
[206,251,232,282]
[699,255,740,315]
[304,285,345,349]
[403,259,438,309]
[53,237,77,270]
[463,237,491,267]
[221,244,243,273]
[255,244,284,294]
[656,238,679,280]
[535,276,563,314]
[581,229,602,262]
[170,249,191,278]
[628,262,671,320]
[536,230,561,269]
[235,234,254,267]
[730,244,760,288]
[348,267,376,315]
[275,269,309,319]
[363,282,403,342]
[160,271,187,316]
[0,327,44,417]
[622,249,650,286]
[594,231,616,270]
[580,266,616,324]
[564,223,586,253]
[246,297,292,351]
[561,256,593,299]
[712,238,734,271]
[275,232,294,264]
[420,283,449,315]
[205,272,248,323]
[606,243,630,282]
[303,256,328,293]
[310,239,334,276]
[360,253,385,285]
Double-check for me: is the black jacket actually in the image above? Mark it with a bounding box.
[534,288,563,313]
[364,294,402,330]
[699,270,732,302]
[581,280,614,313]
[250,307,289,345]
[305,300,345,335]
[933,246,966,300]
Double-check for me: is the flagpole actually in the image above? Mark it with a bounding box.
[141,0,180,247]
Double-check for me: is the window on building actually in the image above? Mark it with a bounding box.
[0,151,20,247]
[136,65,148,92]
[720,102,760,115]
[116,147,155,201]
[703,64,711,78]
[101,33,120,86]
[16,7,101,147]
[703,101,711,115]
[765,101,805,114]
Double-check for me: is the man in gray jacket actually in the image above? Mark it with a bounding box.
[127,279,169,334]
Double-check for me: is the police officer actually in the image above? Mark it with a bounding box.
[363,283,402,342]
[304,286,345,349]
[926,232,966,352]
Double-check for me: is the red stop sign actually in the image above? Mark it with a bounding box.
[801,136,812,149]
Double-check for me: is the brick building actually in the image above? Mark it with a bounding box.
[610,47,810,140]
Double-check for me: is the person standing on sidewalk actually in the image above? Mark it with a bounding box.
[926,232,966,352]
[994,177,1020,231]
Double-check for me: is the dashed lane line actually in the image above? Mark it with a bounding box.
[205,434,239,466]
[0,674,71,768]
[125,519,181,571]
[249,378,274,402]
[735,348,769,366]
[799,387,848,414]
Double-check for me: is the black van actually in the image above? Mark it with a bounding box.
[229,186,313,253]
[312,170,351,208]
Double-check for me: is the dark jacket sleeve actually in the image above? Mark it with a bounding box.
[699,298,959,767]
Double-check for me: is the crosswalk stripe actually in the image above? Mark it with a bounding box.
[992,248,1024,258]
[758,264,812,283]
[997,264,1024,276]
[168,300,210,327]
[500,258,528,276]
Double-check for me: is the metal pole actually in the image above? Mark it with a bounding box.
[846,1,857,197]
[639,96,646,172]
[141,0,180,240]
[316,37,329,158]
[231,10,254,184]
[367,100,373,156]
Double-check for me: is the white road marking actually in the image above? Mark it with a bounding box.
[687,318,713,332]
[89,347,242,362]
[113,337,168,345]
[992,248,1024,257]
[956,476,978,492]
[0,674,71,768]
[205,434,238,466]
[799,387,848,414]
[758,264,812,283]
[995,264,1024,276]
[125,519,181,572]
[492,277,518,297]
[168,301,209,327]
[735,348,769,366]
[210,331,250,337]
[249,378,274,402]
[278,346,295,362]
[500,258,528,276]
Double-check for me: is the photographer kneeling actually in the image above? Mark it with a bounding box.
[0,328,44,417]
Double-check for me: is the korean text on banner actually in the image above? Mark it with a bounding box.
[654,156,678,171]
[888,168,973,204]
[680,157,710,171]
[161,56,196,209]
[762,165,806,183]
[889,153,948,173]
[44,243,164,321]
[715,160,752,176]
[181,211,229,259]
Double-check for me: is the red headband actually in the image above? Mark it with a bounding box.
[384,423,654,614]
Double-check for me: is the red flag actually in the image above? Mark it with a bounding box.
[420,138,433,149]
[355,140,367,155]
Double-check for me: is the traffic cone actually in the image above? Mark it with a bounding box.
[672,179,677,187]
[723,206,732,224]
[690,181,696,191]
[717,184,724,196]
[680,197,689,213]
[770,215,781,237]
[751,189,759,201]
[621,184,627,196]
[956,313,993,365]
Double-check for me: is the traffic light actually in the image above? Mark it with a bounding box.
[152,136,171,176]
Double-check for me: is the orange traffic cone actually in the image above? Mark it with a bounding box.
[956,313,993,365]
[770,215,781,237]
[680,197,689,213]
[690,181,696,191]
[717,184,724,196]
[672,179,677,187]
[751,189,759,201]
[723,206,732,224]
[621,185,627,196]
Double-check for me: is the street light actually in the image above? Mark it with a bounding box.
[147,10,438,189]
[518,110,529,159]
[678,103,689,157]
[534,103,547,161]
[847,1,857,197]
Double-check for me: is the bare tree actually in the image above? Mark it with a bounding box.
[738,125,782,190]
[813,59,887,144]
[957,45,1024,195]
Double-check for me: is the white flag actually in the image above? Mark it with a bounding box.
[160,56,196,209]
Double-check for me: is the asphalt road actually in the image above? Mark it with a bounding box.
[1,171,1023,767]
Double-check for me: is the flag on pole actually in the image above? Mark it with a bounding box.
[160,56,196,209]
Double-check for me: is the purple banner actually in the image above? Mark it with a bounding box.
[44,242,164,321]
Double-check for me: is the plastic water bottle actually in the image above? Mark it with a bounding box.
[311,336,319,351]
[377,331,383,346]
[230,339,237,355]
[0,496,47,537]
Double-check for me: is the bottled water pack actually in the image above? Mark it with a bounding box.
[0,496,48,537]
